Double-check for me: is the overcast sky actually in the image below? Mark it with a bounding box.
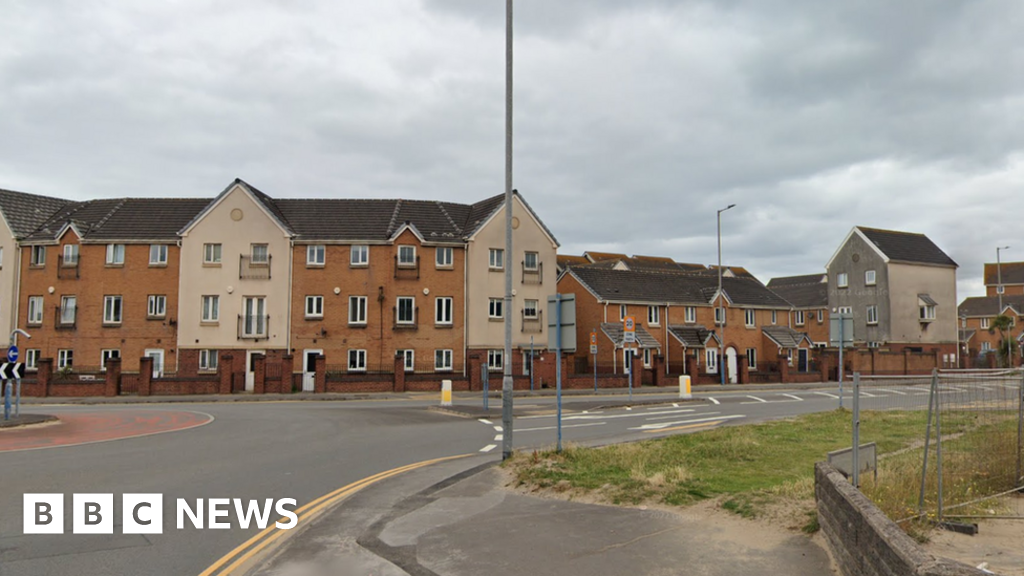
[2,1,1021,297]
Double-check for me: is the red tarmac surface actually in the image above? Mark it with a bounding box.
[0,410,213,452]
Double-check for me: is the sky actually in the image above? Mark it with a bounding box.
[2,1,1022,298]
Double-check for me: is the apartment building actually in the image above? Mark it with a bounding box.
[766,274,829,345]
[826,227,958,353]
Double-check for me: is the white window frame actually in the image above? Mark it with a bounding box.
[397,245,416,267]
[250,243,269,264]
[201,295,220,323]
[981,341,992,352]
[242,297,267,338]
[817,310,824,323]
[435,297,453,325]
[399,349,415,372]
[997,285,1005,295]
[837,272,848,288]
[306,245,325,266]
[25,349,40,371]
[865,270,876,286]
[684,306,696,323]
[100,349,120,371]
[63,243,79,265]
[746,348,757,370]
[435,349,453,372]
[714,307,725,325]
[795,310,805,326]
[30,245,46,266]
[305,295,324,319]
[771,310,777,325]
[620,304,627,321]
[350,245,369,266]
[349,296,368,325]
[435,247,453,268]
[149,244,168,265]
[648,306,660,326]
[57,349,73,369]
[867,305,878,325]
[489,298,504,319]
[745,309,756,327]
[203,243,222,264]
[27,296,44,325]
[148,295,167,318]
[920,304,936,321]
[60,295,77,324]
[489,248,504,270]
[396,296,415,324]
[103,295,123,324]
[524,251,539,271]
[348,349,367,372]
[488,349,504,371]
[106,244,125,265]
[643,348,652,368]
[981,317,991,329]
[524,299,539,319]
[199,349,219,372]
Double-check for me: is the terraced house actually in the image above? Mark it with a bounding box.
[767,273,830,345]
[0,180,557,393]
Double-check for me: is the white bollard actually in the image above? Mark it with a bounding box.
[678,375,692,399]
[441,380,453,406]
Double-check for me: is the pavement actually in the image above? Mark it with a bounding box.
[0,413,56,428]
[246,456,834,576]
[0,408,212,452]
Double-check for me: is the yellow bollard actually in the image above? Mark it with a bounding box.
[441,380,452,406]
[678,375,692,399]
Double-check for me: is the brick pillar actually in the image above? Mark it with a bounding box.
[37,358,52,398]
[686,351,699,382]
[738,354,749,384]
[903,348,911,375]
[988,352,997,369]
[139,356,153,396]
[393,352,406,393]
[779,357,790,383]
[314,354,326,393]
[652,354,665,386]
[280,354,294,394]
[868,348,876,375]
[820,351,831,382]
[104,357,121,397]
[631,350,642,389]
[252,354,266,394]
[468,352,482,392]
[219,354,234,394]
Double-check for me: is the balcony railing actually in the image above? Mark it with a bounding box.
[57,255,80,279]
[392,305,419,329]
[521,261,543,284]
[521,309,543,333]
[239,255,272,280]
[54,306,76,330]
[237,314,270,340]
[394,255,420,280]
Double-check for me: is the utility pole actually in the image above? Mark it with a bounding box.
[717,204,735,385]
[501,0,514,460]
[997,246,1010,317]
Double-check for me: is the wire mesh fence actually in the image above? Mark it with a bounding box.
[851,369,1024,526]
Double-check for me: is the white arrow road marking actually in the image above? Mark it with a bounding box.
[564,408,697,421]
[859,390,877,398]
[815,391,839,399]
[630,414,745,431]
[516,422,608,432]
[645,411,717,421]
[480,444,497,452]
[873,388,906,395]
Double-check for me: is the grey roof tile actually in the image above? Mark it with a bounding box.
[984,262,1024,286]
[0,188,70,238]
[24,198,208,242]
[600,322,660,348]
[857,227,957,267]
[568,267,791,308]
[768,274,829,308]
[958,295,1024,317]
[762,326,811,348]
[668,325,719,348]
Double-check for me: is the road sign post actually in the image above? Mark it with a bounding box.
[624,317,636,402]
[830,313,854,408]
[590,331,598,392]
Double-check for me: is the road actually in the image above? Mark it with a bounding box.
[0,384,928,576]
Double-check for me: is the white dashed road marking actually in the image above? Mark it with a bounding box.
[516,422,608,432]
[478,418,493,425]
[815,391,839,399]
[480,444,497,452]
[707,397,720,405]
[630,414,745,431]
[746,395,768,403]
[782,394,804,401]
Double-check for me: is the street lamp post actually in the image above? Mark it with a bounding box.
[500,0,514,460]
[997,246,1010,316]
[717,204,736,386]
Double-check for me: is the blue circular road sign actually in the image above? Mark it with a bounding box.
[7,346,18,363]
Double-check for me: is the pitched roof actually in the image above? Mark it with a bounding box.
[22,198,209,242]
[557,254,590,272]
[958,295,1024,317]
[983,262,1024,286]
[600,322,660,348]
[856,227,957,267]
[668,325,720,348]
[767,274,829,308]
[762,326,812,348]
[959,329,975,343]
[567,267,791,308]
[585,251,628,262]
[0,188,70,238]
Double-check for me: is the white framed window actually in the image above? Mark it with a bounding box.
[981,341,992,352]
[27,296,44,325]
[58,349,73,369]
[250,244,269,264]
[397,245,416,267]
[305,295,324,319]
[795,310,805,326]
[148,295,167,318]
[715,307,725,325]
[865,270,876,286]
[817,310,824,323]
[242,297,267,337]
[60,295,77,325]
[348,349,367,372]
[350,245,369,266]
[435,349,453,372]
[920,304,936,321]
[997,285,1005,295]
[106,244,125,265]
[648,306,660,326]
[398,349,415,372]
[435,297,453,325]
[30,245,46,266]
[62,244,79,265]
[488,349,504,371]
[771,310,777,325]
[0,246,4,267]
[100,349,120,371]
[25,349,40,371]
[643,348,652,368]
[396,296,415,324]
[705,348,718,374]
[524,251,539,270]
[524,299,539,319]
[684,306,696,323]
[867,305,878,325]
[745,309,756,327]
[306,245,325,266]
[620,304,627,321]
[836,272,848,288]
[349,296,367,325]
[981,317,991,329]
[838,306,852,314]
[203,243,222,264]
[201,295,220,322]
[436,247,453,268]
[199,349,219,372]
[746,348,757,370]
[489,298,504,319]
[149,244,168,265]
[489,248,504,270]
[103,295,123,324]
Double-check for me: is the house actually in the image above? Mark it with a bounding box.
[767,274,829,345]
[825,227,958,353]
[956,295,1024,365]
[983,261,1024,296]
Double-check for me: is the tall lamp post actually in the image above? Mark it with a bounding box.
[717,203,736,386]
[501,0,514,460]
[997,246,1010,316]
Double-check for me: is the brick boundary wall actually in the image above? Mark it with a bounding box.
[815,462,988,576]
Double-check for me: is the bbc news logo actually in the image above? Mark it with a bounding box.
[24,494,298,534]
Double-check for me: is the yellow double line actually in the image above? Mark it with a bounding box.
[198,453,470,576]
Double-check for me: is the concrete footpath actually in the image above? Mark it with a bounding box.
[244,456,834,576]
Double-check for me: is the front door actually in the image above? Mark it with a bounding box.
[798,348,809,372]
[726,347,738,384]
[245,350,265,391]
[705,348,718,374]
[144,349,164,378]
[302,349,321,392]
